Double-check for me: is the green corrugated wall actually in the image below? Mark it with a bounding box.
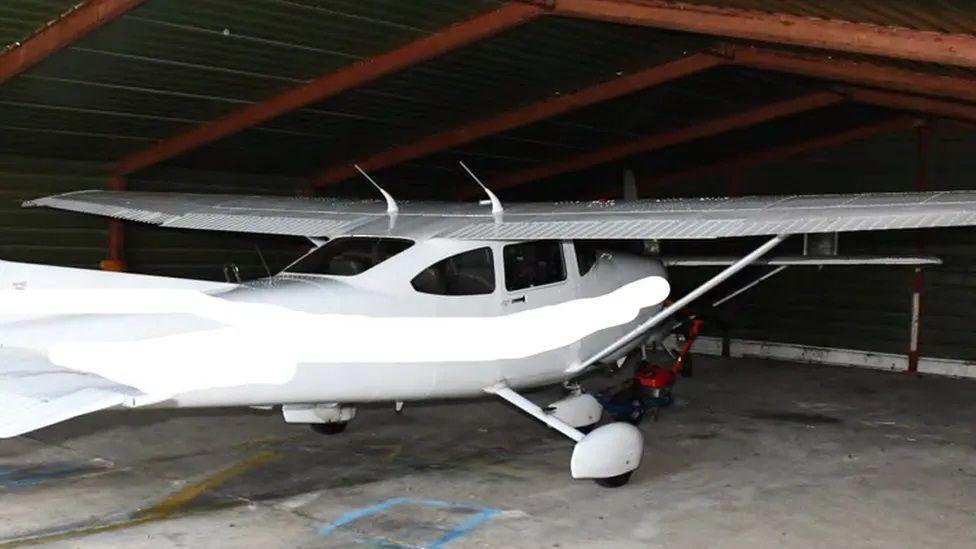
[665,126,976,361]
[0,155,307,280]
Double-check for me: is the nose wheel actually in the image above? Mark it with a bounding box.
[594,471,632,488]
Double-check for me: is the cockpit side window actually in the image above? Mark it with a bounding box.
[503,241,566,291]
[411,247,495,296]
[287,237,413,276]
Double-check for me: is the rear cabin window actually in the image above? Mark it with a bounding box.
[574,241,599,277]
[411,247,495,296]
[503,241,566,291]
[288,237,413,276]
[574,240,646,276]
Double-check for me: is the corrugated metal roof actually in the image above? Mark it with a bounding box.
[0,0,502,161]
[0,0,81,51]
[681,0,976,35]
[0,0,972,192]
[166,18,715,176]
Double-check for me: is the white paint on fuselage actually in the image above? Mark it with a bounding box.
[0,239,668,407]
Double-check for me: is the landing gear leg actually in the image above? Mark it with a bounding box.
[485,383,643,487]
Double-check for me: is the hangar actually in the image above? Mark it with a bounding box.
[1,1,975,547]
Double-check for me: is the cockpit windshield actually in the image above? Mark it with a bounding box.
[286,237,414,276]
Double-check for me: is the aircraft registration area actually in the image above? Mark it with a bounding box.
[2,1,976,548]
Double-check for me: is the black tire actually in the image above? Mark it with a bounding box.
[626,401,645,425]
[578,423,598,434]
[594,471,632,488]
[310,422,347,435]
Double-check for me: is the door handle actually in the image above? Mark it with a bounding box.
[504,295,526,306]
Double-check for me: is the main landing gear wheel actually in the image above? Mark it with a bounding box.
[594,471,633,488]
[310,422,347,435]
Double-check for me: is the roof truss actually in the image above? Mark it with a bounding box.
[481,91,844,193]
[309,52,725,187]
[112,3,544,176]
[0,0,145,86]
[633,116,919,194]
[550,0,976,69]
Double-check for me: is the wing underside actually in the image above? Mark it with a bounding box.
[24,190,976,240]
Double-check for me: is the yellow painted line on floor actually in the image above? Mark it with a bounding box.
[364,444,402,463]
[0,450,280,548]
[138,449,279,518]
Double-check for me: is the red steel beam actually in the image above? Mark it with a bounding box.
[725,46,976,103]
[632,116,916,192]
[310,52,724,187]
[843,87,976,124]
[0,0,146,86]
[101,175,126,272]
[483,91,842,192]
[114,3,544,176]
[551,0,976,69]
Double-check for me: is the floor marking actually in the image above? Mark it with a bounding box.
[137,449,279,518]
[0,450,279,547]
[0,462,108,490]
[364,443,402,462]
[319,497,499,548]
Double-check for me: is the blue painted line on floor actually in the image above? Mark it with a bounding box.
[0,463,98,489]
[319,497,499,547]
[429,507,499,549]
[318,497,407,536]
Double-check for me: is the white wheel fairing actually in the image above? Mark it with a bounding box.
[570,422,644,479]
[547,393,603,428]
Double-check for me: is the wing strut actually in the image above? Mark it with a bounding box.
[712,265,789,307]
[566,233,790,374]
[484,383,585,442]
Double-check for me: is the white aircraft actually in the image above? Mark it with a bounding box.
[3,180,976,487]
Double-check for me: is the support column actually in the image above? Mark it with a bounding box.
[908,124,930,375]
[725,170,742,197]
[101,175,127,272]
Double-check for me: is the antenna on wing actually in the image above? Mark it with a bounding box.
[459,161,503,216]
[354,164,398,215]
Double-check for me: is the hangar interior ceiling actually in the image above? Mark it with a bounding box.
[1,0,976,361]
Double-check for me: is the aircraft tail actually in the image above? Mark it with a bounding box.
[0,259,234,292]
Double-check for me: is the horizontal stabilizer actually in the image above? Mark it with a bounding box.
[0,348,147,438]
[664,255,942,266]
[0,388,125,439]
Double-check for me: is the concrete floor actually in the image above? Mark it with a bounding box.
[1,355,974,548]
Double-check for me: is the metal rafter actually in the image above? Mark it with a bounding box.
[112,3,545,176]
[310,52,724,187]
[843,87,976,124]
[481,91,843,192]
[632,116,917,192]
[0,0,146,86]
[550,0,976,69]
[724,46,976,103]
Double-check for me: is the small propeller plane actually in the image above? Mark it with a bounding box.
[3,175,976,487]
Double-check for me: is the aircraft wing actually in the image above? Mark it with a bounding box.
[0,348,146,438]
[24,190,976,240]
[663,255,943,266]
